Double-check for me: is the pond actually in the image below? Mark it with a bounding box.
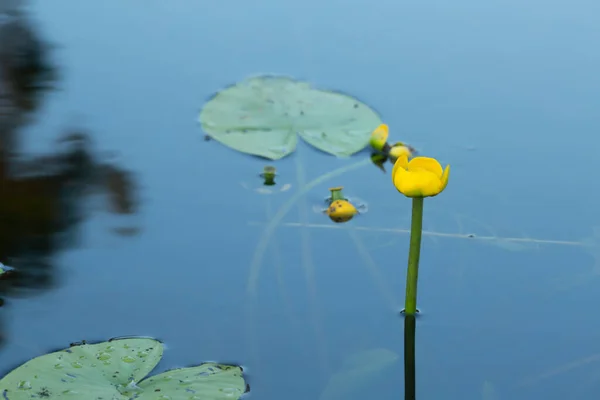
[1,0,600,398]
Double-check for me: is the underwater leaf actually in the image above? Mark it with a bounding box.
[199,76,382,160]
[481,380,500,400]
[130,362,246,399]
[0,338,162,398]
[319,348,399,400]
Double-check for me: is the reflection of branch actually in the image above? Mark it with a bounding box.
[348,229,398,311]
[265,196,298,328]
[249,222,586,247]
[0,17,57,115]
[0,7,140,299]
[520,351,600,388]
[0,132,140,292]
[103,164,138,215]
[404,315,416,400]
[295,156,330,376]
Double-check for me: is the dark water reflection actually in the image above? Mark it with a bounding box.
[1,0,600,399]
[0,1,139,352]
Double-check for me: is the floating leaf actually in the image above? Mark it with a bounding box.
[127,363,246,399]
[199,75,382,160]
[319,348,399,400]
[0,337,247,399]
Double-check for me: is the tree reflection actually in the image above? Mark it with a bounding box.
[0,2,140,348]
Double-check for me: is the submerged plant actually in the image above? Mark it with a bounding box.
[404,315,416,400]
[319,348,398,399]
[392,154,450,315]
[0,337,248,399]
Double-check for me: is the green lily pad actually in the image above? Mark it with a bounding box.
[199,75,382,160]
[0,337,247,399]
[319,348,399,400]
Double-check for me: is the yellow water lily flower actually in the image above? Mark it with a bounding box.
[369,124,389,151]
[392,154,450,198]
[326,199,358,223]
[388,144,412,161]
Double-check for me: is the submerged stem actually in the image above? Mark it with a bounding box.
[404,197,424,315]
[404,314,416,400]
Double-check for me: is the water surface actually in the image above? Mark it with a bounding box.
[1,0,600,399]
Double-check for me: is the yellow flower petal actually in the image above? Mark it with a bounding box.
[439,165,450,192]
[389,145,412,160]
[407,157,443,177]
[395,169,441,197]
[392,154,450,198]
[391,154,409,186]
[369,124,389,151]
[392,163,408,192]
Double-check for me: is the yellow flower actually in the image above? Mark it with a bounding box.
[369,124,389,151]
[392,154,450,198]
[326,200,358,223]
[388,144,412,161]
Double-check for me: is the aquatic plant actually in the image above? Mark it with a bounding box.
[392,154,450,315]
[260,165,277,186]
[369,123,415,163]
[240,165,292,195]
[319,348,398,400]
[0,337,248,399]
[404,315,416,399]
[311,187,369,223]
[199,75,382,160]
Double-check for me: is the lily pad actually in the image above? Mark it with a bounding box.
[0,337,247,399]
[199,75,382,160]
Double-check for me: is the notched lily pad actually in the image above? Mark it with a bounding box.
[128,362,247,399]
[199,75,382,160]
[0,337,247,399]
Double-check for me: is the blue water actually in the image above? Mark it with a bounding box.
[1,0,600,398]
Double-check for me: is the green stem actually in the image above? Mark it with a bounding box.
[330,190,345,202]
[404,197,424,315]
